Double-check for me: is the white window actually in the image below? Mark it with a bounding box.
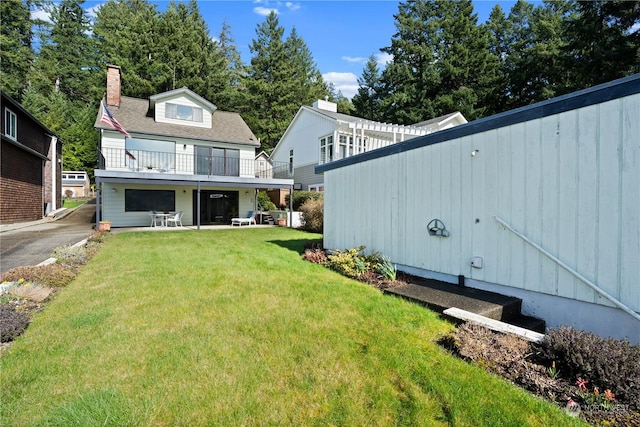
[319,135,333,164]
[4,108,16,140]
[165,103,203,122]
[338,135,350,160]
[308,184,324,192]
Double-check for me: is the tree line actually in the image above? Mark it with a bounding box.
[1,0,638,180]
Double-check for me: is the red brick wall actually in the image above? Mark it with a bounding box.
[0,141,44,223]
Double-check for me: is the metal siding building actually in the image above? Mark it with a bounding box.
[317,75,640,342]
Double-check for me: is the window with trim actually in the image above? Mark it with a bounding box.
[195,146,240,176]
[319,135,334,164]
[165,103,203,123]
[4,108,16,140]
[338,135,350,160]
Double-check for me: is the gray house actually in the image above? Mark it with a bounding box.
[318,74,640,343]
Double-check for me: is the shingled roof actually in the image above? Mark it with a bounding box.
[94,95,259,147]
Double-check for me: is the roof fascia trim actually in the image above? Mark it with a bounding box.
[316,74,640,174]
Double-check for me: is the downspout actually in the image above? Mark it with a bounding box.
[51,136,58,210]
[95,178,101,229]
[196,181,201,230]
[493,215,640,322]
[289,184,293,228]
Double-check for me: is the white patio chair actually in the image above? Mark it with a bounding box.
[166,211,183,227]
[231,211,256,226]
[149,210,161,227]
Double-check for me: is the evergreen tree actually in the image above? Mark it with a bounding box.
[352,55,383,120]
[1,0,33,100]
[214,20,246,110]
[285,27,328,106]
[483,4,511,115]
[380,0,495,123]
[244,12,301,151]
[563,0,640,90]
[93,0,162,99]
[31,0,98,105]
[156,0,222,100]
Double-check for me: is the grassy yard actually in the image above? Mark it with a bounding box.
[1,228,585,426]
[62,199,86,209]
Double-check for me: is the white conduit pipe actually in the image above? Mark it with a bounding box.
[492,215,640,322]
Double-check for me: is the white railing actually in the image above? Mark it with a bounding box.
[493,215,640,322]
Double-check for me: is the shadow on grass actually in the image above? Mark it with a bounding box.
[268,237,323,254]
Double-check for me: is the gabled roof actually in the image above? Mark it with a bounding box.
[149,87,217,112]
[413,111,467,128]
[94,95,259,146]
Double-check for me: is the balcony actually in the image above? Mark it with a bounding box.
[98,148,291,179]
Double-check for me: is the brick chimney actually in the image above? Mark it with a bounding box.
[106,65,121,107]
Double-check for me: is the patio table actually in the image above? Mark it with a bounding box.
[150,212,171,227]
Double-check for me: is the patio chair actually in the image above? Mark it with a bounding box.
[166,211,183,227]
[231,211,256,226]
[149,210,161,227]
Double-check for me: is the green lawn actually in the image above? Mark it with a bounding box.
[62,199,86,209]
[1,228,586,426]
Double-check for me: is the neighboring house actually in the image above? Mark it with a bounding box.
[1,90,62,223]
[270,99,466,191]
[94,65,292,227]
[318,74,640,343]
[62,171,91,198]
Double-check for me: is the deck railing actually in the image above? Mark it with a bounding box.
[98,148,291,179]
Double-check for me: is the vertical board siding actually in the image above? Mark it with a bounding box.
[324,93,639,314]
[620,96,640,312]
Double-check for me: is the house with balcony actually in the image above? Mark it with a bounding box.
[270,99,466,191]
[94,65,292,228]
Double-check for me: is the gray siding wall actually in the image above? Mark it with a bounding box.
[323,91,640,340]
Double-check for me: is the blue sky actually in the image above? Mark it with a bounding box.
[48,1,522,98]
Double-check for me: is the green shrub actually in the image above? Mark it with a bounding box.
[376,256,397,281]
[299,198,323,233]
[302,249,327,265]
[1,264,76,288]
[285,191,323,211]
[0,305,30,342]
[257,191,276,211]
[536,325,640,409]
[326,246,368,278]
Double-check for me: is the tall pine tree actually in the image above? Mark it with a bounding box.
[352,55,383,121]
[1,0,33,100]
[244,12,327,150]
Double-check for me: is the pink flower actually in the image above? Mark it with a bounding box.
[604,389,615,402]
[576,377,589,391]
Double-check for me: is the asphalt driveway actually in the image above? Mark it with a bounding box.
[0,200,97,275]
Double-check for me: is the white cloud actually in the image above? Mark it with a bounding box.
[342,56,367,64]
[30,9,51,23]
[323,72,359,99]
[375,52,393,66]
[254,6,279,16]
[286,2,301,12]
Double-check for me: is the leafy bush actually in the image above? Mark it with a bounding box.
[299,198,323,233]
[536,325,640,409]
[376,256,397,281]
[0,305,30,342]
[285,191,323,211]
[257,191,276,211]
[1,264,76,288]
[302,249,327,265]
[326,246,368,278]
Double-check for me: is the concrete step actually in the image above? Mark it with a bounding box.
[384,278,523,322]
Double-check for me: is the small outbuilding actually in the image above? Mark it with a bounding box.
[317,74,640,343]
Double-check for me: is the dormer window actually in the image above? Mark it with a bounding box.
[165,103,203,123]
